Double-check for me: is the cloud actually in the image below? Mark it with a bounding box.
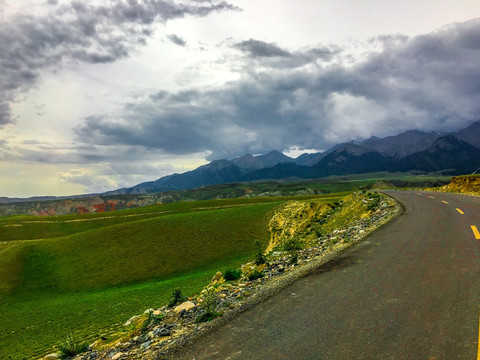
[73,18,480,161]
[57,167,118,193]
[167,34,187,46]
[0,0,240,125]
[56,156,206,192]
[233,39,339,69]
[234,39,293,57]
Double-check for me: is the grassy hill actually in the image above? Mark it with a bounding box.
[0,194,344,359]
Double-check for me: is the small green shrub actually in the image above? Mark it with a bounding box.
[366,192,382,211]
[224,269,241,281]
[254,240,266,265]
[58,334,88,359]
[153,313,164,325]
[196,288,221,323]
[196,312,220,323]
[248,269,264,281]
[141,310,153,332]
[283,237,303,264]
[168,288,185,308]
[283,237,303,253]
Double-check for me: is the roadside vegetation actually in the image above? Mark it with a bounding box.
[429,174,480,196]
[1,194,346,359]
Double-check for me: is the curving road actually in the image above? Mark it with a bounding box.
[171,191,480,360]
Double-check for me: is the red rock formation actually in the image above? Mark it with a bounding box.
[94,203,106,213]
[77,207,90,214]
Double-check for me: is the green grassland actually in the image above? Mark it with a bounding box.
[0,194,345,359]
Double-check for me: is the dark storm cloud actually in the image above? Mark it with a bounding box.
[0,0,239,126]
[167,34,187,46]
[74,18,480,160]
[234,39,293,57]
[233,39,340,69]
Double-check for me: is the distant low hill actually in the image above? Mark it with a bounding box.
[103,121,480,195]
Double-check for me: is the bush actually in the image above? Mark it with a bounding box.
[283,237,303,253]
[224,269,241,281]
[254,240,266,265]
[196,288,221,323]
[58,334,88,359]
[153,313,164,325]
[366,192,382,211]
[248,269,264,281]
[283,237,303,264]
[168,288,185,308]
[141,310,153,332]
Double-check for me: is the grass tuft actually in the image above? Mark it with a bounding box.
[58,333,88,359]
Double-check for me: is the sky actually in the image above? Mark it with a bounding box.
[1,0,480,197]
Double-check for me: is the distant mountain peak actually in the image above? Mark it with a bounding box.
[265,150,283,155]
[428,134,464,151]
[255,150,294,167]
[455,119,480,149]
[232,153,262,170]
[237,153,254,159]
[359,129,442,158]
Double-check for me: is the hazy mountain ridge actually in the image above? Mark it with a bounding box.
[455,121,480,149]
[103,121,480,195]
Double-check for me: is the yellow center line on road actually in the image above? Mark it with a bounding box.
[441,200,449,204]
[428,196,435,199]
[472,226,480,240]
[456,208,465,214]
[416,193,422,196]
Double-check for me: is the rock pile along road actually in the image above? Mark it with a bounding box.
[172,191,480,360]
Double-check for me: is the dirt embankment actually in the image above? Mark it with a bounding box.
[436,175,480,195]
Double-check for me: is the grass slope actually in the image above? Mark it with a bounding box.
[0,195,344,359]
[0,197,289,242]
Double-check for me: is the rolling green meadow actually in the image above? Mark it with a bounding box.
[0,194,346,359]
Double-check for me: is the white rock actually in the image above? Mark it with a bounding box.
[140,340,152,349]
[143,308,154,314]
[211,271,223,282]
[112,352,124,360]
[173,301,196,313]
[124,315,139,326]
[43,354,61,360]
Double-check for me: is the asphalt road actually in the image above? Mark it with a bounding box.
[171,191,480,360]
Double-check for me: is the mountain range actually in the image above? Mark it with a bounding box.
[104,121,480,195]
